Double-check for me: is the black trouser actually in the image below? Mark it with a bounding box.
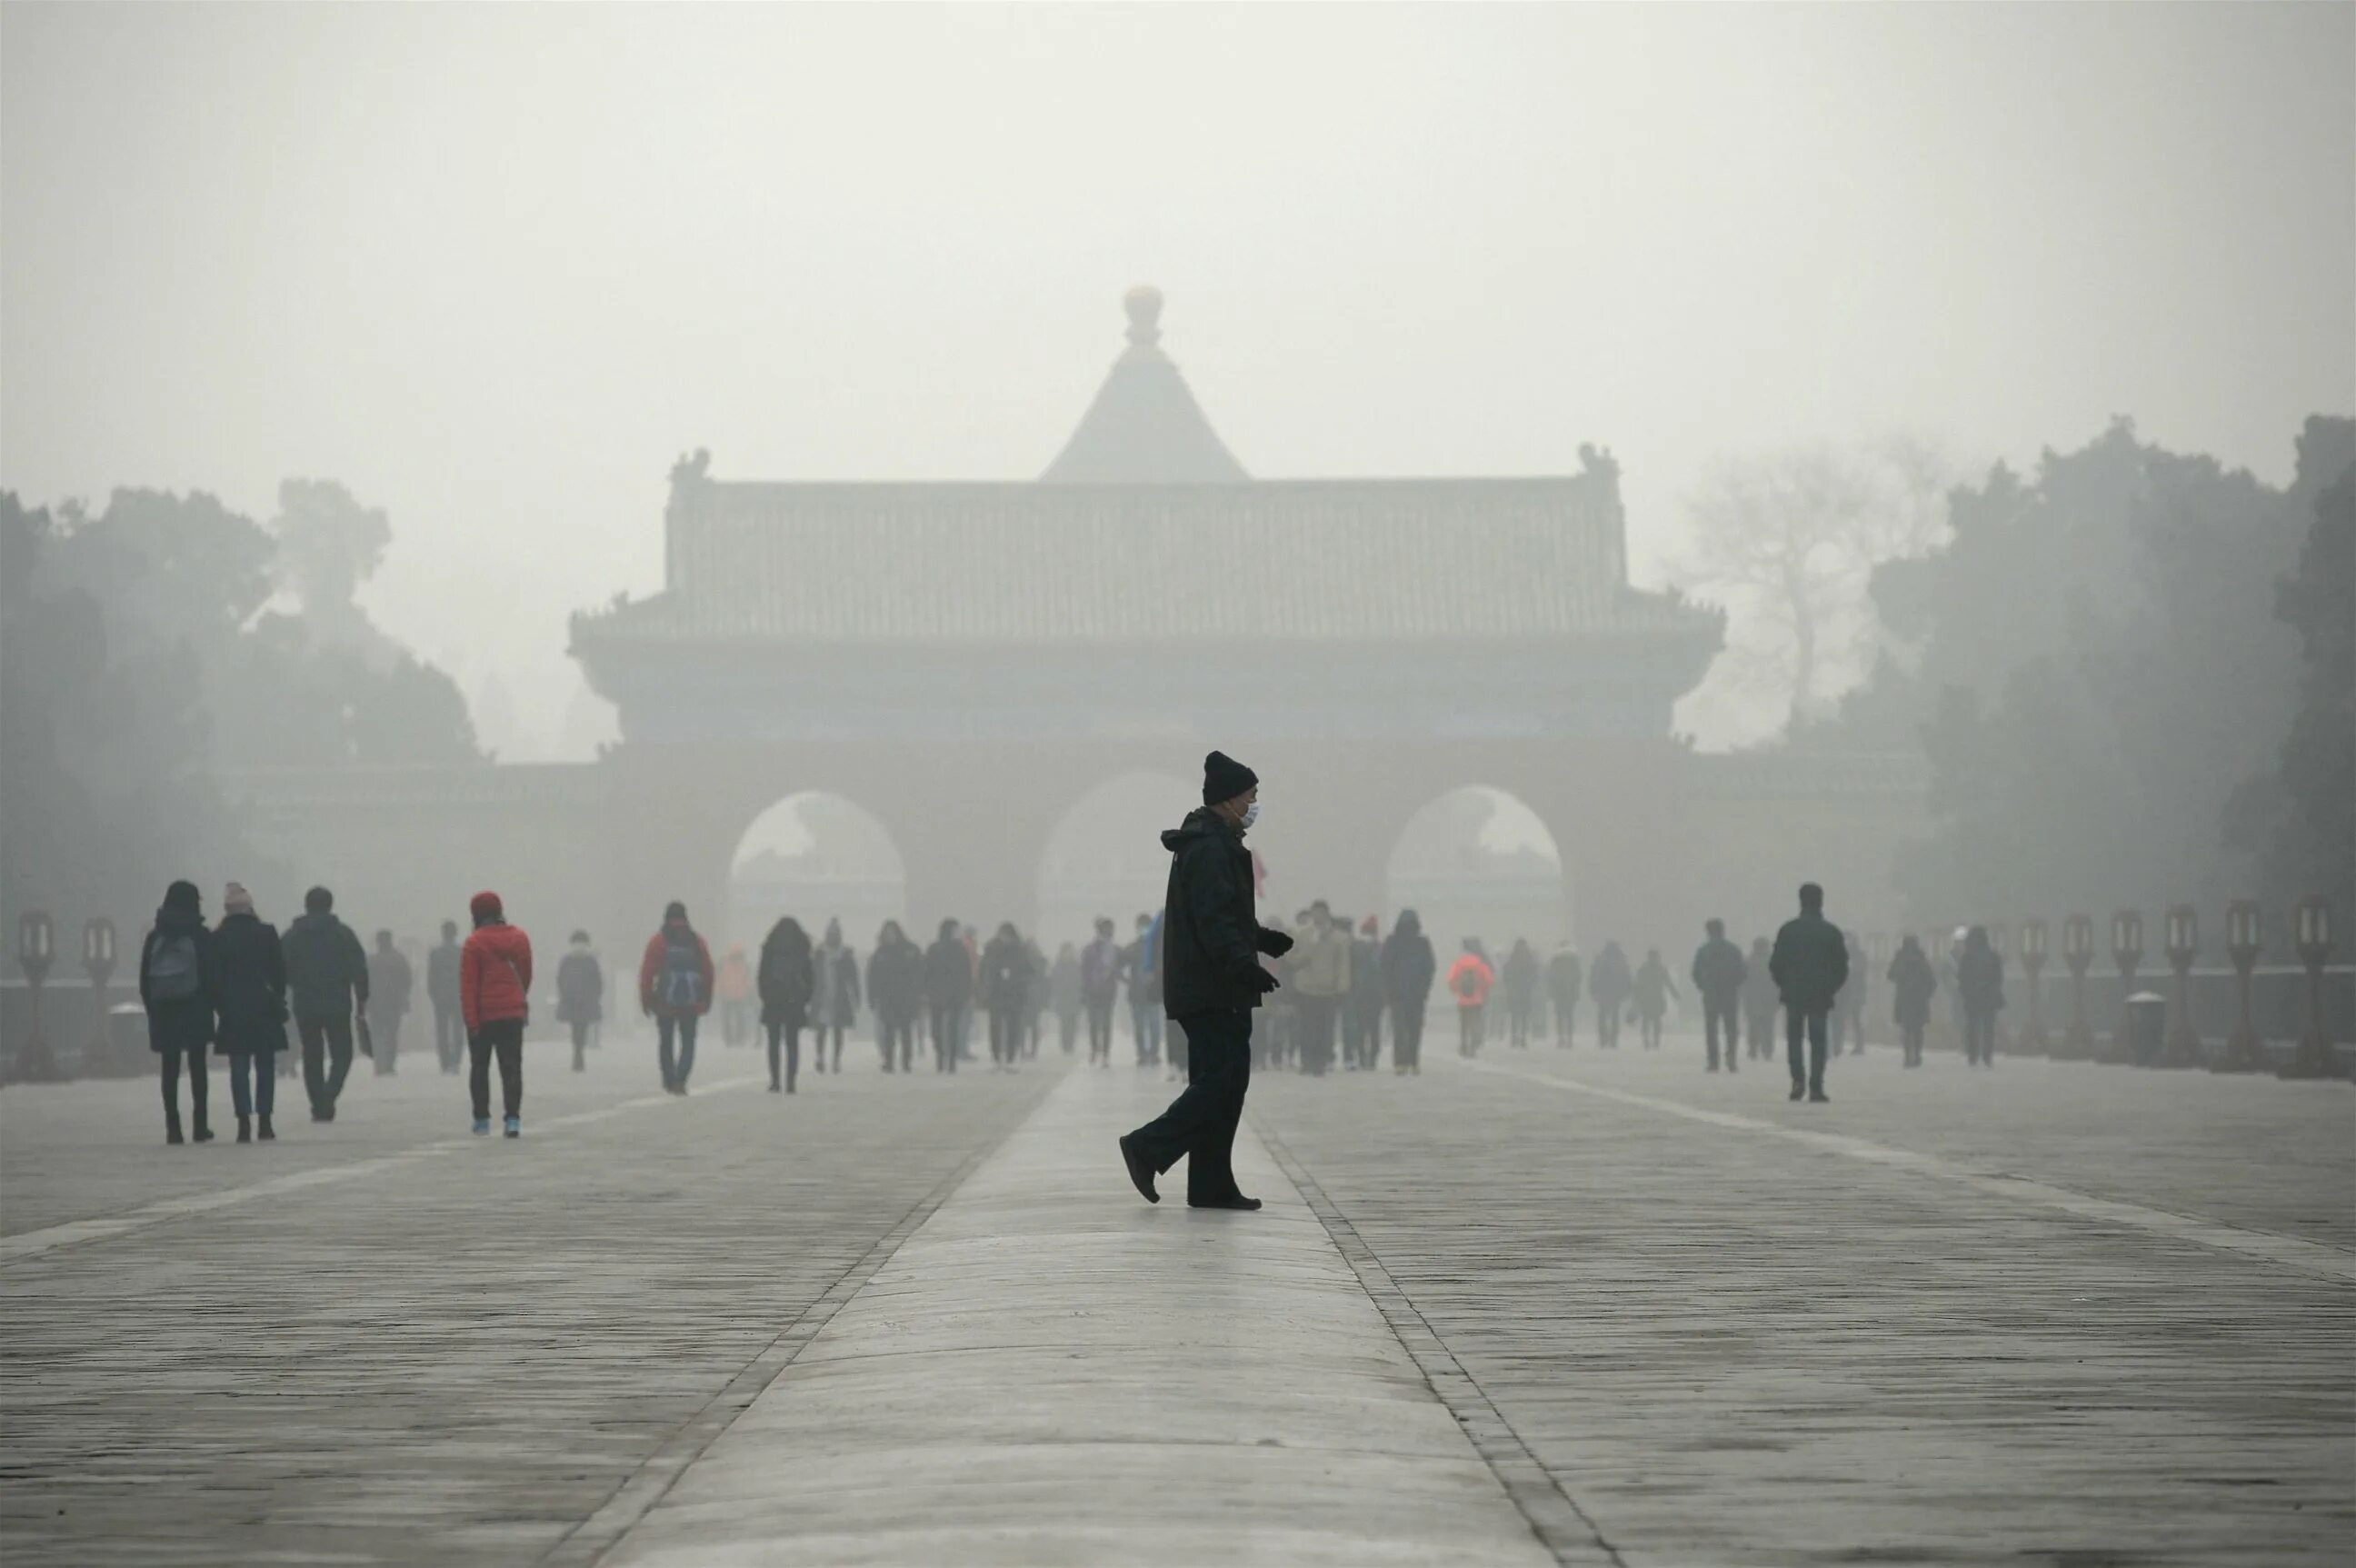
[1167,1016,1190,1074]
[878,1016,913,1072]
[1902,1022,1926,1066]
[227,1052,276,1118]
[1964,1012,1997,1066]
[1125,1008,1252,1205]
[767,1020,800,1090]
[988,1001,1023,1065]
[1507,999,1532,1048]
[298,1015,354,1114]
[570,1020,591,1071]
[158,1045,207,1132]
[1553,995,1577,1046]
[1595,1002,1621,1048]
[1786,1005,1830,1093]
[931,1003,961,1072]
[434,1004,464,1074]
[1703,994,1740,1069]
[658,1014,698,1087]
[1393,1002,1423,1070]
[470,1018,524,1121]
[1296,995,1338,1074]
[1085,997,1115,1064]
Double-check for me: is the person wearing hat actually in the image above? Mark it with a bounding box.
[460,891,533,1135]
[1118,751,1293,1210]
[138,880,216,1144]
[210,883,289,1143]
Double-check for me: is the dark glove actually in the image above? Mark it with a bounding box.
[1257,928,1295,958]
[1250,968,1283,996]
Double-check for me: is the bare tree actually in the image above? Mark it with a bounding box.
[1675,438,1952,740]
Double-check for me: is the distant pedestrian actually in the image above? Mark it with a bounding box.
[1502,939,1540,1049]
[1691,919,1747,1073]
[209,882,287,1143]
[812,920,861,1073]
[715,944,753,1048]
[283,886,369,1123]
[555,931,604,1073]
[1834,932,1870,1055]
[924,917,971,1073]
[1345,915,1384,1069]
[1589,941,1632,1049]
[756,915,814,1093]
[1123,912,1163,1066]
[1632,948,1677,1049]
[1446,939,1495,1057]
[140,879,215,1145]
[1023,937,1050,1059]
[1081,917,1123,1067]
[980,923,1030,1071]
[1381,909,1436,1074]
[1050,942,1083,1055]
[365,931,413,1075]
[640,901,714,1094]
[1741,936,1777,1061]
[1119,750,1290,1210]
[867,921,923,1074]
[1545,940,1582,1047]
[460,891,532,1136]
[427,920,464,1074]
[1957,925,2006,1068]
[1769,883,1849,1104]
[1293,904,1351,1075]
[1887,934,1936,1068]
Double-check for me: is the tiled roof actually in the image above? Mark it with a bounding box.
[574,476,1718,646]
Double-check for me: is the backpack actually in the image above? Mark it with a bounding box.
[147,933,203,1002]
[659,932,704,1010]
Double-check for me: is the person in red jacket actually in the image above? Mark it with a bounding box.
[640,900,714,1094]
[1445,940,1495,1058]
[460,890,534,1137]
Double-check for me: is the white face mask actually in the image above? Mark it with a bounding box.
[1240,800,1261,829]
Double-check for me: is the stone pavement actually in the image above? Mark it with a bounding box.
[1,1029,2349,1566]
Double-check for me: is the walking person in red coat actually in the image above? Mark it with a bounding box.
[640,901,714,1094]
[460,891,534,1137]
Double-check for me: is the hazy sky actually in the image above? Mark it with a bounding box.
[5,4,2350,757]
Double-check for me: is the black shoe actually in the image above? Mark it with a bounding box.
[257,1115,275,1141]
[1789,1083,1805,1102]
[193,1124,215,1143]
[1189,1194,1263,1211]
[1117,1134,1160,1204]
[1809,1089,1831,1104]
[165,1124,185,1145]
[768,1080,781,1093]
[236,1116,252,1144]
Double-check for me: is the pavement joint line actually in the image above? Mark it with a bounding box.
[1252,1110,1628,1568]
[541,1066,1063,1568]
[1457,1057,2356,1285]
[0,1074,770,1267]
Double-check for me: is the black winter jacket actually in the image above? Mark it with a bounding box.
[1691,936,1748,999]
[1380,918,1437,1012]
[1769,911,1850,1012]
[208,912,289,1057]
[283,912,369,1023]
[140,906,215,1055]
[1158,808,1286,1017]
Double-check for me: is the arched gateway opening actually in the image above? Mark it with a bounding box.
[727,793,907,952]
[1036,771,1195,948]
[1385,786,1570,955]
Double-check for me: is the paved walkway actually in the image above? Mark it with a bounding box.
[2,1031,2349,1566]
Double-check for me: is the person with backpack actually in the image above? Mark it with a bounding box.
[715,944,753,1048]
[811,920,861,1074]
[1588,941,1632,1049]
[979,923,1030,1071]
[866,921,923,1074]
[1445,939,1495,1057]
[282,885,370,1123]
[1691,918,1748,1073]
[426,920,464,1074]
[755,915,814,1093]
[1380,909,1436,1074]
[923,917,971,1073]
[365,931,414,1076]
[210,882,287,1143]
[460,890,533,1136]
[1887,933,1938,1068]
[1546,940,1583,1047]
[1081,916,1123,1067]
[639,901,714,1094]
[139,879,215,1145]
[555,931,604,1073]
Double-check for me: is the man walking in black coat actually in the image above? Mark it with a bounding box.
[1691,918,1748,1073]
[1120,752,1293,1210]
[283,885,370,1122]
[1769,883,1849,1104]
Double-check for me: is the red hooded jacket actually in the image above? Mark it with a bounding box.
[461,920,534,1034]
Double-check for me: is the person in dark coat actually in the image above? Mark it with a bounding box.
[1741,936,1778,1062]
[282,885,369,1123]
[1589,941,1632,1048]
[1887,934,1937,1068]
[1956,925,2006,1069]
[756,915,814,1093]
[365,931,414,1076]
[1023,937,1050,1059]
[1345,916,1384,1069]
[208,882,287,1142]
[555,932,604,1073]
[139,879,215,1144]
[810,919,861,1074]
[1501,939,1541,1049]
[426,920,464,1074]
[923,917,972,1074]
[866,921,923,1074]
[1632,948,1677,1050]
[1380,909,1436,1074]
[1545,941,1582,1047]
[1122,912,1163,1067]
[1080,916,1123,1067]
[979,923,1030,1071]
[1769,882,1850,1103]
[1691,919,1748,1073]
[1120,751,1293,1209]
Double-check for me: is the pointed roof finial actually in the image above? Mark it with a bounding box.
[1041,286,1246,484]
[1123,285,1163,351]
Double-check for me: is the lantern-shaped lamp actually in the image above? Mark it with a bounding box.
[1988,923,2009,958]
[2293,895,2332,962]
[2225,901,2261,962]
[2283,897,2338,1079]
[2164,904,2197,964]
[2022,919,2049,961]
[83,916,116,975]
[17,910,54,977]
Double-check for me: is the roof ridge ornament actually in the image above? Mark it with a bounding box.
[1123,285,1163,352]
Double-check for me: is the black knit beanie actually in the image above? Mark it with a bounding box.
[1202,750,1259,806]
